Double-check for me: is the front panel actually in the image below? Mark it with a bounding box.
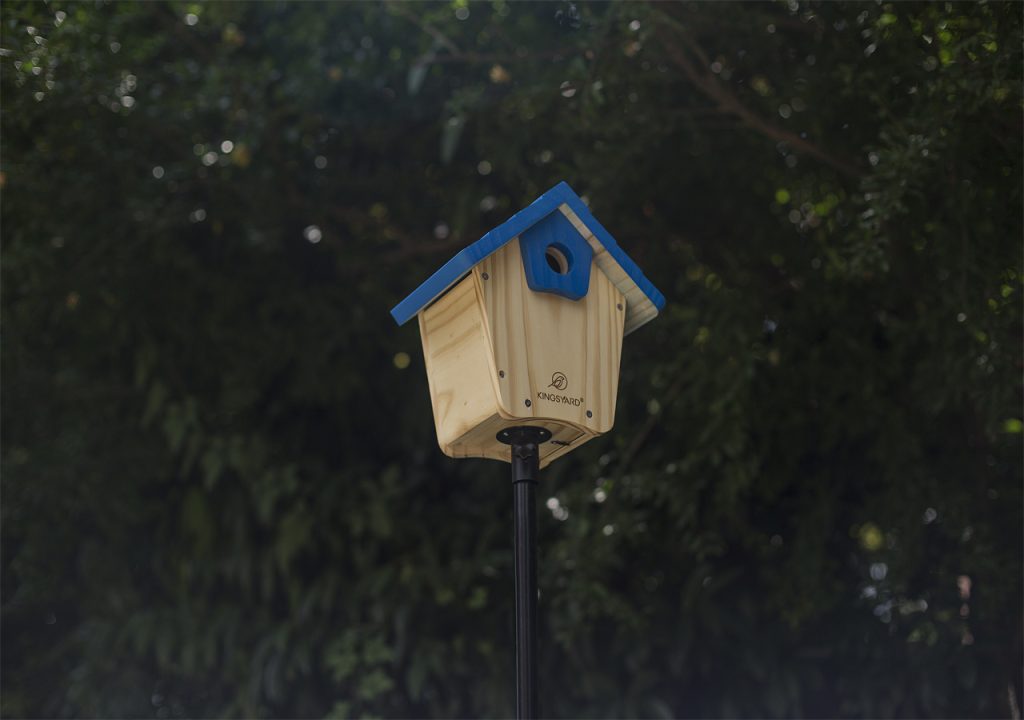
[476,239,625,435]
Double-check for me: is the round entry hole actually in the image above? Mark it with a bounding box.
[545,245,570,275]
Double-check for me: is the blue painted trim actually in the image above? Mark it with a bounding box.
[390,181,666,326]
[518,210,593,301]
[554,184,667,316]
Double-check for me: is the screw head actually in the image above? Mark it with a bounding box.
[586,410,593,418]
[499,370,505,378]
[617,303,623,311]
[482,272,490,280]
[525,399,532,407]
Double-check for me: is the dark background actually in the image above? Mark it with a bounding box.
[2,2,1022,718]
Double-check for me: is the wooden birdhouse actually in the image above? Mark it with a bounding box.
[391,182,665,467]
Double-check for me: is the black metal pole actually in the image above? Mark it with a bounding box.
[497,426,551,720]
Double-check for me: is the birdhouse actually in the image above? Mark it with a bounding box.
[391,182,665,467]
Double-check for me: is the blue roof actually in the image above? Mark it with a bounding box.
[390,181,666,333]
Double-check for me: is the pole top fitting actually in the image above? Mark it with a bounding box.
[496,426,552,447]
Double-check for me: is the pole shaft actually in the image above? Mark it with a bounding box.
[511,437,540,720]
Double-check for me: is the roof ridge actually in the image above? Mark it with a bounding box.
[390,182,665,334]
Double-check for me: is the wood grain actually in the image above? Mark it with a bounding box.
[418,275,498,451]
[418,234,625,466]
[477,238,625,434]
[443,415,589,468]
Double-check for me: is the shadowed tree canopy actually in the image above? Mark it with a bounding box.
[2,1,1021,718]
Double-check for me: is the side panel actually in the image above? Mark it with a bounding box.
[418,276,499,451]
[477,239,625,435]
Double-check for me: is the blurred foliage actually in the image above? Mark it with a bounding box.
[2,1,1022,718]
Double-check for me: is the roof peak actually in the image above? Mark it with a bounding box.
[390,182,665,335]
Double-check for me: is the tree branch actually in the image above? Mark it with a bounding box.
[618,371,688,471]
[653,21,862,178]
[424,50,565,65]
[390,4,462,56]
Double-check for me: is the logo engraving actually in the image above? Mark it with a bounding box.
[536,391,584,406]
[538,371,584,407]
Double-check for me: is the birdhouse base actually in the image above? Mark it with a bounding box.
[437,411,593,468]
[417,238,625,468]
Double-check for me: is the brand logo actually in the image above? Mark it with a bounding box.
[539,371,584,406]
[537,391,584,406]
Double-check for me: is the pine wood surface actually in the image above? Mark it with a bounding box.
[476,239,624,434]
[417,276,498,451]
[418,235,626,467]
